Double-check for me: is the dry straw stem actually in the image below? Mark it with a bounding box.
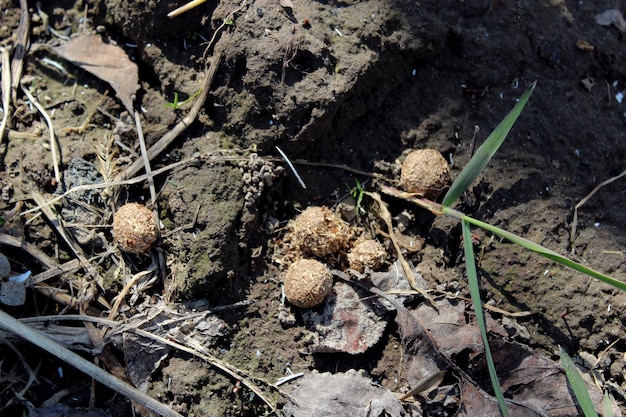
[31,191,102,280]
[21,84,61,183]
[0,47,10,142]
[364,191,437,307]
[167,0,208,18]
[570,168,626,248]
[386,288,533,317]
[20,158,188,216]
[0,309,184,417]
[11,0,29,106]
[134,111,157,207]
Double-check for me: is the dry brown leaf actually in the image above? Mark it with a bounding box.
[283,370,405,417]
[403,299,622,416]
[301,281,388,354]
[53,34,138,113]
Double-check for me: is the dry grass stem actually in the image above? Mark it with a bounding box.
[167,0,208,18]
[202,1,248,57]
[20,157,189,216]
[364,191,437,307]
[129,327,278,413]
[10,0,29,106]
[107,268,156,321]
[387,288,533,317]
[21,84,61,183]
[31,191,110,309]
[570,168,626,249]
[59,91,109,135]
[134,111,157,207]
[0,47,10,141]
[275,146,306,189]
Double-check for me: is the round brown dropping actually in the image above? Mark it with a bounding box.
[400,149,451,199]
[284,258,333,308]
[290,206,352,258]
[112,203,158,254]
[348,239,386,273]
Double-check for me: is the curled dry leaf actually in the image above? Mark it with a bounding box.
[594,9,626,32]
[53,34,139,113]
[279,0,294,11]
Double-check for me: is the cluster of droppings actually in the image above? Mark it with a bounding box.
[400,149,451,199]
[112,203,158,254]
[239,153,283,208]
[281,148,448,309]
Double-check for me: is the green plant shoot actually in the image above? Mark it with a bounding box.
[347,179,365,215]
[559,346,599,417]
[462,219,509,416]
[442,81,536,208]
[164,89,202,110]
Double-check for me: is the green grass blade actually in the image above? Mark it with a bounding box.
[462,219,509,417]
[559,346,599,417]
[442,82,536,208]
[459,214,626,291]
[603,391,614,417]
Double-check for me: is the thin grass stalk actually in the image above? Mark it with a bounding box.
[559,346,599,417]
[445,208,626,291]
[462,220,509,416]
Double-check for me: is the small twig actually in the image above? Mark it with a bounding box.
[0,47,10,141]
[275,146,306,189]
[570,168,626,249]
[11,0,29,106]
[21,83,61,183]
[134,110,157,207]
[120,52,222,180]
[202,1,248,58]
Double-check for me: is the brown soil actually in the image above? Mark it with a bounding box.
[1,0,626,416]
